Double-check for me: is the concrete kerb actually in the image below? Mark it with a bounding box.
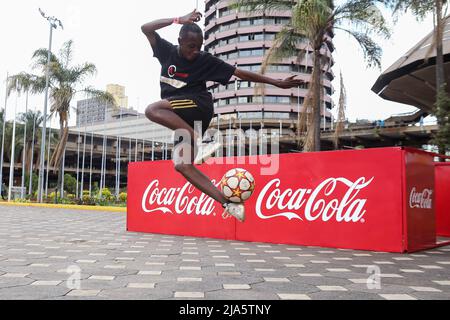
[0,201,126,213]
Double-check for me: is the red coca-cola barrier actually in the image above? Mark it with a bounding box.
[127,147,441,253]
[435,163,450,237]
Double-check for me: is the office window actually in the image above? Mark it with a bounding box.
[239,50,251,57]
[264,96,277,104]
[254,34,264,41]
[277,96,290,104]
[238,97,248,104]
[252,18,264,25]
[228,51,238,59]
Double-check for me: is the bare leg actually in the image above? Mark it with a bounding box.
[145,100,200,142]
[173,143,228,205]
[146,100,228,205]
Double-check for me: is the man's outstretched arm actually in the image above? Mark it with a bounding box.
[234,68,305,89]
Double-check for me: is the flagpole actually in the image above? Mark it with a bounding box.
[8,82,19,201]
[0,72,9,198]
[20,91,29,199]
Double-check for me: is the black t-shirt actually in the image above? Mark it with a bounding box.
[151,32,236,99]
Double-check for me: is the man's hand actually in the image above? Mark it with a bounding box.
[274,76,305,89]
[179,9,202,24]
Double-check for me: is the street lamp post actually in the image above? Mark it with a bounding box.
[20,91,29,199]
[7,82,19,201]
[37,8,63,203]
[28,105,37,196]
[0,72,8,198]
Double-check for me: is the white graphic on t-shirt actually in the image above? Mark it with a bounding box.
[168,65,177,78]
[160,76,187,89]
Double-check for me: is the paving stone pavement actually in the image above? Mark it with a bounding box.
[0,205,449,300]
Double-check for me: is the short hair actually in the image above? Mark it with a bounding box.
[179,23,203,39]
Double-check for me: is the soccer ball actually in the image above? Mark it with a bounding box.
[220,168,255,203]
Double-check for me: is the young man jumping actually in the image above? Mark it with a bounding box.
[141,9,304,222]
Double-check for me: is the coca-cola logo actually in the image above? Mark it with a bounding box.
[255,177,374,223]
[409,188,433,209]
[141,180,217,216]
[140,176,374,224]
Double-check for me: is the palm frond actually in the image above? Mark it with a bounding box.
[59,40,74,68]
[384,0,435,21]
[18,110,44,127]
[263,26,306,70]
[334,0,391,39]
[6,73,47,97]
[80,87,117,108]
[68,63,97,85]
[233,0,296,13]
[256,26,306,96]
[292,0,332,42]
[334,27,383,68]
[31,48,60,71]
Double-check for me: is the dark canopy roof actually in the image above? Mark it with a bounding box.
[372,15,450,112]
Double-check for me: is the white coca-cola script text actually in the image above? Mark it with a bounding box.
[255,177,374,222]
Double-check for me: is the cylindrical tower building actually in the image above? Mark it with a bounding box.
[203,0,335,152]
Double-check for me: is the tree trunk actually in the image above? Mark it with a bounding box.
[435,0,445,88]
[55,152,64,203]
[313,49,322,151]
[435,0,447,158]
[54,119,65,203]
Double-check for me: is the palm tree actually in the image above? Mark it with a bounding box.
[235,0,390,151]
[7,40,116,201]
[17,110,44,175]
[384,0,449,154]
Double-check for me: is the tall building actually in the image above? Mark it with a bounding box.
[106,84,129,108]
[203,0,334,140]
[75,84,173,145]
[76,84,133,127]
[76,97,111,127]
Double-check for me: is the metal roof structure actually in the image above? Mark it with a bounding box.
[372,15,450,112]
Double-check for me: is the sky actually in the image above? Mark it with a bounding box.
[0,0,435,129]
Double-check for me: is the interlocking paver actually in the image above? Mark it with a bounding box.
[0,204,449,300]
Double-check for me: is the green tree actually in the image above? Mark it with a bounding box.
[235,0,390,151]
[432,87,450,151]
[7,40,116,202]
[63,173,77,195]
[25,172,39,195]
[384,0,449,154]
[17,110,44,173]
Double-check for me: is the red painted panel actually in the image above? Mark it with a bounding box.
[235,148,404,252]
[403,149,436,252]
[127,147,414,252]
[127,160,236,240]
[435,163,450,237]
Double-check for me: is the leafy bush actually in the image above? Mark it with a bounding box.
[118,192,127,203]
[13,198,30,203]
[64,174,77,194]
[100,188,114,201]
[47,192,56,202]
[25,173,39,194]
